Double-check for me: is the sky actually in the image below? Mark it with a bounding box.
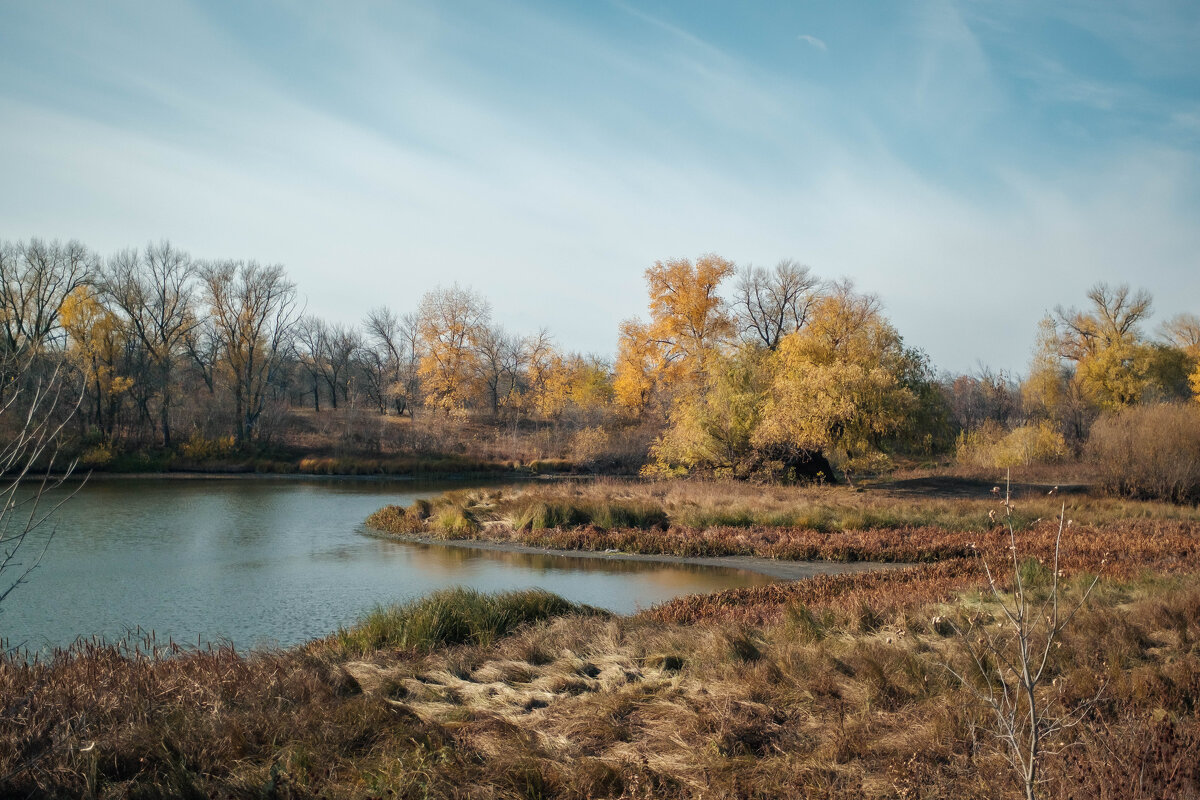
[1,0,1198,374]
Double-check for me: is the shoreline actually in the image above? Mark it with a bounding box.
[42,470,544,483]
[364,529,909,581]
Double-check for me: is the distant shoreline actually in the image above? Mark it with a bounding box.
[25,469,554,483]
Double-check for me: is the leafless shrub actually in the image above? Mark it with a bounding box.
[1087,403,1200,503]
[0,358,82,624]
[945,480,1102,800]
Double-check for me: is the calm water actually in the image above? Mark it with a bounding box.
[1,478,778,650]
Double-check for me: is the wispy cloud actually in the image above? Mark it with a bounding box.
[0,0,1197,373]
[797,33,827,51]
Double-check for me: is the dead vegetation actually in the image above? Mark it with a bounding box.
[3,477,1198,797]
[2,571,1198,798]
[366,478,1200,566]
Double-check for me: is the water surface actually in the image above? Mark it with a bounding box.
[1,478,779,650]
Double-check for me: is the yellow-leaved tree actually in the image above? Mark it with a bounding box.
[752,282,924,467]
[614,255,734,415]
[417,285,490,413]
[646,280,935,479]
[59,286,133,438]
[1053,283,1157,409]
[537,351,613,420]
[645,344,767,477]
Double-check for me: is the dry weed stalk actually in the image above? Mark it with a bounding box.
[0,358,83,617]
[946,475,1102,800]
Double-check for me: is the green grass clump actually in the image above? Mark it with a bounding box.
[333,588,596,656]
[510,499,668,531]
[432,505,480,535]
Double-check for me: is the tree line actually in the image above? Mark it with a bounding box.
[2,237,1196,475]
[0,238,615,455]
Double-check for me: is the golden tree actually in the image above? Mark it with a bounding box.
[613,319,662,415]
[752,282,920,462]
[537,351,613,419]
[614,255,735,415]
[1052,283,1157,409]
[59,286,133,437]
[644,254,735,370]
[417,285,490,412]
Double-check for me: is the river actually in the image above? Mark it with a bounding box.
[0,477,781,650]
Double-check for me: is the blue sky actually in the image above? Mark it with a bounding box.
[1,0,1197,373]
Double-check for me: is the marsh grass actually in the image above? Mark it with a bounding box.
[511,498,669,531]
[2,574,1198,797]
[332,587,600,657]
[367,478,1200,557]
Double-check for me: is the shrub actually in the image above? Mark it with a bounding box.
[956,420,1067,468]
[78,441,116,467]
[178,433,237,461]
[1087,403,1200,503]
[569,426,611,468]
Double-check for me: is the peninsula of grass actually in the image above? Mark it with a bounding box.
[365,477,1200,563]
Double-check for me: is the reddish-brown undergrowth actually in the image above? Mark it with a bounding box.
[645,519,1199,625]
[3,578,1199,798]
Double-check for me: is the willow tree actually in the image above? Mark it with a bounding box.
[645,344,767,476]
[752,282,925,465]
[198,260,299,445]
[645,280,932,479]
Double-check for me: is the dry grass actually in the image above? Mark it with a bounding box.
[5,478,1198,797]
[366,478,1200,570]
[3,574,1198,798]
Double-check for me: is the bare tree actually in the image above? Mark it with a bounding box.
[198,261,299,445]
[100,242,197,447]
[0,239,95,363]
[1054,283,1153,361]
[945,480,1103,800]
[183,316,220,395]
[943,367,1021,432]
[1160,312,1200,353]
[475,324,523,415]
[732,259,822,350]
[322,323,361,409]
[0,357,83,616]
[294,316,328,412]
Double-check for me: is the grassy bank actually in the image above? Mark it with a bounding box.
[2,571,1197,798]
[365,478,1200,563]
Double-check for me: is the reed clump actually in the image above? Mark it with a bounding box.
[331,587,600,657]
